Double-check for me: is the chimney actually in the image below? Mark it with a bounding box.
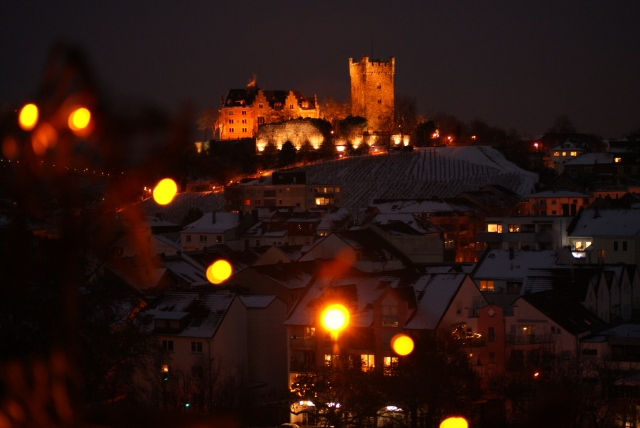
[211,212,216,224]
[509,247,514,260]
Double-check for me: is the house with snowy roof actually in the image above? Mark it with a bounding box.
[298,229,413,273]
[140,291,287,411]
[180,212,256,252]
[563,152,615,182]
[363,213,445,263]
[566,208,640,266]
[545,142,586,174]
[284,269,488,404]
[508,289,605,364]
[250,245,303,266]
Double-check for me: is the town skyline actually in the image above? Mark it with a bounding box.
[2,1,640,138]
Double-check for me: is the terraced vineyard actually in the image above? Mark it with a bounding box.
[302,146,538,208]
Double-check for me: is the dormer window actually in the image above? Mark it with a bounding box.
[382,304,398,327]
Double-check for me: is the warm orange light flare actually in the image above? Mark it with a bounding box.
[2,136,18,160]
[440,417,468,428]
[391,334,414,356]
[321,304,349,332]
[31,123,58,156]
[68,107,91,131]
[19,104,38,130]
[152,178,177,205]
[206,260,232,285]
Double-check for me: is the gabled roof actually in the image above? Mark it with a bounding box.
[404,273,469,330]
[569,208,640,237]
[472,249,559,281]
[564,152,613,166]
[521,267,601,301]
[239,295,277,309]
[246,261,316,290]
[370,213,439,235]
[162,257,209,287]
[332,229,414,266]
[143,291,236,338]
[183,212,241,234]
[520,289,605,335]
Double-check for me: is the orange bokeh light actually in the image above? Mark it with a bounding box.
[68,107,91,131]
[19,103,38,131]
[31,123,58,156]
[2,136,19,160]
[152,178,177,205]
[440,417,468,428]
[206,260,232,284]
[391,334,414,356]
[321,304,350,332]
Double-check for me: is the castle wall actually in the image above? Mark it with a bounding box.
[349,56,395,133]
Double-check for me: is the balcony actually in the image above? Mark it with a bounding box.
[506,334,554,345]
[535,232,553,243]
[290,337,316,350]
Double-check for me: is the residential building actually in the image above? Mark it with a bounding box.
[518,190,592,216]
[180,212,256,252]
[545,142,586,174]
[476,215,573,251]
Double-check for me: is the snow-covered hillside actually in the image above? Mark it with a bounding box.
[138,146,538,220]
[301,146,538,208]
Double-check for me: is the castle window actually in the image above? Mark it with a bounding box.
[242,119,247,124]
[377,99,382,104]
[258,117,265,124]
[289,104,294,109]
[242,110,247,115]
[242,128,247,133]
[258,103,263,108]
[229,128,234,133]
[377,84,381,89]
[228,119,234,124]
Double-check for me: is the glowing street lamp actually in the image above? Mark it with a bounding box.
[440,416,468,428]
[391,334,414,356]
[206,259,232,285]
[321,304,349,333]
[68,107,91,131]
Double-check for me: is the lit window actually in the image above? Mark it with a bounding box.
[615,157,622,163]
[574,241,583,250]
[479,280,494,292]
[570,151,577,156]
[562,152,566,156]
[487,224,503,233]
[553,151,560,156]
[383,356,398,375]
[324,354,338,366]
[508,224,520,233]
[361,354,375,371]
[216,235,222,243]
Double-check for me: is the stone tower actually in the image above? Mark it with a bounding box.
[349,56,395,133]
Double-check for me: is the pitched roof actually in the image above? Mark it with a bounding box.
[520,289,605,335]
[404,273,468,330]
[239,295,277,308]
[569,209,640,237]
[143,291,236,338]
[521,267,601,301]
[472,249,559,281]
[183,212,240,234]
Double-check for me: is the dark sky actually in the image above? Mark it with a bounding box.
[2,1,639,138]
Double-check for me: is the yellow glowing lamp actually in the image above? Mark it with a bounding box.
[440,417,468,428]
[206,260,232,285]
[152,178,177,205]
[19,103,39,131]
[321,304,350,332]
[391,334,414,356]
[68,107,91,131]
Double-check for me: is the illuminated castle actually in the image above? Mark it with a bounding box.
[349,56,395,133]
[218,77,319,140]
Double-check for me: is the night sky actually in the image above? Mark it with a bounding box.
[2,1,639,139]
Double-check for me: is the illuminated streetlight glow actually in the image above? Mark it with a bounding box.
[68,107,91,131]
[206,259,232,284]
[152,178,177,205]
[19,104,38,130]
[440,417,468,428]
[391,334,414,356]
[321,304,349,332]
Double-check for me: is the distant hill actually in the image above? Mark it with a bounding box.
[138,146,538,221]
[301,146,538,208]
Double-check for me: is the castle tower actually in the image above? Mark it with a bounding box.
[349,56,395,133]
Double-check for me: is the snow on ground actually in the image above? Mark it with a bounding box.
[137,191,225,224]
